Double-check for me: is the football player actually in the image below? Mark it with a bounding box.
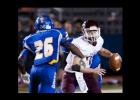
[61,20,116,93]
[18,15,85,93]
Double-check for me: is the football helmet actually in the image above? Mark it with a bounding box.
[82,20,101,46]
[34,15,54,30]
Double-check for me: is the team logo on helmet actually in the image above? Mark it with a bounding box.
[34,15,54,30]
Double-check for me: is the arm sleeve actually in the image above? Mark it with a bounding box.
[60,36,73,47]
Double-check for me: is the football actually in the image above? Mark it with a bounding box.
[109,53,122,71]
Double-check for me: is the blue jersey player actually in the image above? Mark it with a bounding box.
[90,53,102,88]
[18,15,85,93]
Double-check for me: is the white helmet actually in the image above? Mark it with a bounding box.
[82,20,101,46]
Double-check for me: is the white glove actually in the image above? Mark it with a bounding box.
[21,72,30,84]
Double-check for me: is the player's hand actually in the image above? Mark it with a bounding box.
[93,67,106,76]
[115,53,122,62]
[21,72,30,84]
[110,53,122,61]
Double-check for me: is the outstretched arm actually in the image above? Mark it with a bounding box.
[66,43,85,58]
[99,47,113,58]
[61,37,85,59]
[71,56,106,75]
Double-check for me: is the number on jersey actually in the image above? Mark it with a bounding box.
[34,37,53,60]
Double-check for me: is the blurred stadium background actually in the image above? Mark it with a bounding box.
[18,8,123,93]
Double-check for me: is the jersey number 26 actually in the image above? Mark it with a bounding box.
[34,37,53,60]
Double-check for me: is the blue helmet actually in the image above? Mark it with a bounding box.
[34,15,54,30]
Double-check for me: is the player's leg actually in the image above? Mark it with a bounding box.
[56,82,63,93]
[29,65,40,93]
[61,72,77,93]
[56,53,68,93]
[55,68,64,93]
[38,64,57,93]
[98,75,102,88]
[83,73,101,93]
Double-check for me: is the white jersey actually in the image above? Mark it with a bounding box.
[64,36,104,73]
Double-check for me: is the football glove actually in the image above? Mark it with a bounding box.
[21,72,30,84]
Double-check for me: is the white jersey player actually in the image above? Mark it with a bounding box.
[64,35,104,73]
[61,20,115,93]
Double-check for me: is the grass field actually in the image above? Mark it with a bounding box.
[18,76,122,93]
[18,84,122,93]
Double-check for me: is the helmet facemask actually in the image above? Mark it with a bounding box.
[83,26,100,46]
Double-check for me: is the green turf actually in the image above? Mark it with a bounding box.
[18,83,122,93]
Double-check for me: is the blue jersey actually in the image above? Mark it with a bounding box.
[54,28,73,53]
[23,29,64,66]
[54,28,68,38]
[90,53,101,68]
